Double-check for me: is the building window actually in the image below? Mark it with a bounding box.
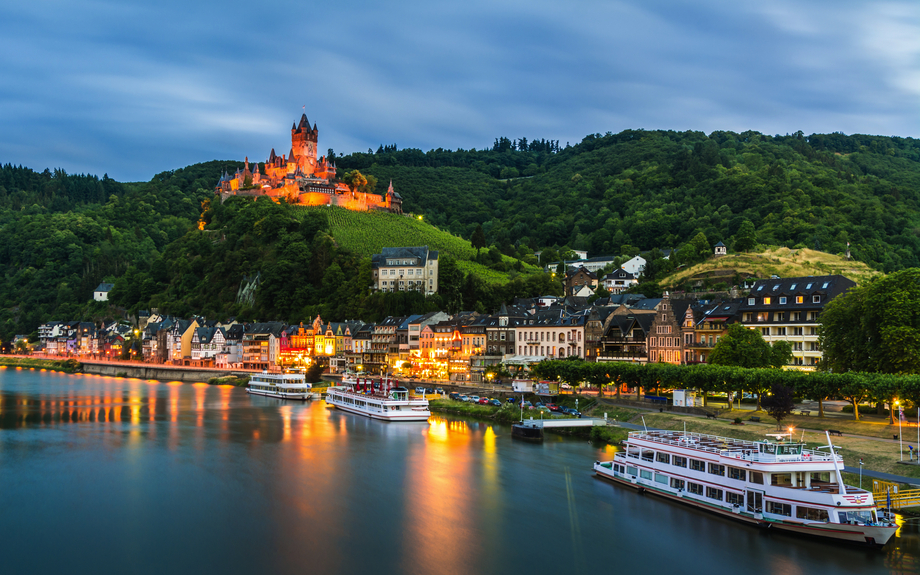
[813,295,821,303]
[779,297,787,304]
[763,297,771,305]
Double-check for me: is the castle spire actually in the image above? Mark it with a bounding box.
[299,113,310,130]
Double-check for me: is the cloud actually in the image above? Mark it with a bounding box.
[0,0,917,181]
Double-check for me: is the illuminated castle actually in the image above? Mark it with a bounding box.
[216,113,402,213]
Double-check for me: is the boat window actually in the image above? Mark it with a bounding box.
[670,478,685,490]
[687,482,704,495]
[708,463,726,476]
[728,467,746,481]
[641,450,654,462]
[672,456,687,468]
[796,507,829,521]
[760,444,775,455]
[771,473,792,486]
[726,492,744,506]
[766,501,792,517]
[689,459,705,472]
[706,487,723,501]
[654,473,669,484]
[640,469,653,480]
[626,466,638,476]
[656,452,670,464]
[837,511,848,523]
[810,472,830,484]
[749,472,764,485]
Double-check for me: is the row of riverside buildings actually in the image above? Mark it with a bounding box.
[36,274,854,379]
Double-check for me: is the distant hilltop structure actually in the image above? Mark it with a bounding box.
[216,112,402,213]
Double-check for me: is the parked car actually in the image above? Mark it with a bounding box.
[533,402,545,409]
[547,403,561,412]
[523,401,533,409]
[425,388,435,394]
[478,397,490,405]
[563,407,582,418]
[449,392,461,400]
[435,388,444,395]
[507,397,517,404]
[468,395,480,403]
[459,395,469,402]
[414,387,425,394]
[560,383,572,390]
[490,399,502,407]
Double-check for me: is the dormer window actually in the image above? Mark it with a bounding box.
[779,297,787,305]
[813,295,821,303]
[796,296,804,304]
[748,298,755,305]
[763,297,771,305]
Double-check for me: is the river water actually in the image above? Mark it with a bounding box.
[0,369,918,574]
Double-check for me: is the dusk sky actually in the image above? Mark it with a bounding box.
[1,0,918,182]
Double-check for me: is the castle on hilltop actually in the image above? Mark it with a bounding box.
[216,113,402,213]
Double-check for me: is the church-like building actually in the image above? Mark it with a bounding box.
[216,113,402,213]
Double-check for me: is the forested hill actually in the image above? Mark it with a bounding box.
[337,130,920,272]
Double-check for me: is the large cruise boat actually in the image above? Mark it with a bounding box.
[594,430,897,547]
[325,375,430,422]
[246,371,313,400]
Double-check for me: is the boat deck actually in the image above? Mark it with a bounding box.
[628,430,842,464]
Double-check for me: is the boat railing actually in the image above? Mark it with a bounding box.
[630,431,842,463]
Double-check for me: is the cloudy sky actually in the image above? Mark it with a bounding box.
[1,0,918,181]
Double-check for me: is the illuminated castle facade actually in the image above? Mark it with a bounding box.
[216,113,402,213]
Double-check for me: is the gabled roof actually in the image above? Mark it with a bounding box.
[95,283,114,292]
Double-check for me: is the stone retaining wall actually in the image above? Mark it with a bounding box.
[81,362,236,383]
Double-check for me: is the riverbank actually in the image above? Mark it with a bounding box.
[428,399,633,445]
[0,357,81,373]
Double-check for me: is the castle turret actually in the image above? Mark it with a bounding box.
[291,113,317,175]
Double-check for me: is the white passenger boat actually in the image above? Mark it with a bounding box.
[246,370,313,400]
[325,375,430,422]
[594,430,897,547]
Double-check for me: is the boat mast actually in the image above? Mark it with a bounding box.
[825,430,848,496]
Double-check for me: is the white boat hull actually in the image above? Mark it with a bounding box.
[593,463,897,547]
[247,388,312,400]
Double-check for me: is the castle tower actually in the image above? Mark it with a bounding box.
[291,113,318,175]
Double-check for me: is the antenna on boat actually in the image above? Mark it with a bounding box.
[641,416,648,433]
[824,430,847,496]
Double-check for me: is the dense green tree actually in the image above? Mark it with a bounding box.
[733,219,758,252]
[820,268,920,375]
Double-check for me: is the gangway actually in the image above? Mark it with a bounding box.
[511,417,606,441]
[873,479,920,510]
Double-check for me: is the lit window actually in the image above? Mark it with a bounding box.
[795,296,803,304]
[763,297,771,305]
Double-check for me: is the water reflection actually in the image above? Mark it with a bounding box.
[0,370,918,575]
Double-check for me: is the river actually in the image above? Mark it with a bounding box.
[0,369,917,574]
